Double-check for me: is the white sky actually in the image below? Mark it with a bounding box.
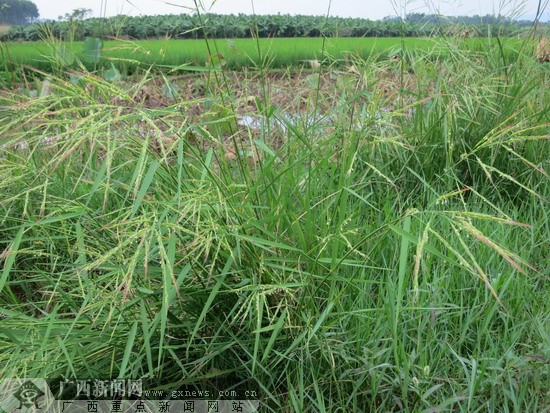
[34,0,548,21]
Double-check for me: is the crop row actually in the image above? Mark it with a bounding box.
[0,37,526,75]
[1,13,533,42]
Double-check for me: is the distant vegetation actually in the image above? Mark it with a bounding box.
[1,12,545,42]
[0,0,38,25]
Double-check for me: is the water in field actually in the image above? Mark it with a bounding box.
[237,109,391,135]
[238,112,334,132]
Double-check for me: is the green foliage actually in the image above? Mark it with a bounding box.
[82,37,102,65]
[0,18,548,413]
[54,43,75,67]
[2,12,542,42]
[0,0,38,25]
[2,36,526,74]
[101,63,122,82]
[161,78,178,100]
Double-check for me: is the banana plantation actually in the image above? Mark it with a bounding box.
[1,12,534,41]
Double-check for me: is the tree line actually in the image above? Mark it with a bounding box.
[0,0,38,25]
[1,11,544,42]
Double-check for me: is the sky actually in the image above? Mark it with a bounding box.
[32,0,548,21]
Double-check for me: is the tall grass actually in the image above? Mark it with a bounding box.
[0,11,549,413]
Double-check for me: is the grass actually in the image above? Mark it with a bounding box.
[0,24,549,413]
[0,36,528,73]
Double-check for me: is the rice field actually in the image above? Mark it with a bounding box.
[0,36,526,73]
